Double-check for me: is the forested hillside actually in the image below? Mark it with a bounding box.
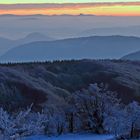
[0,59,140,110]
[1,60,140,139]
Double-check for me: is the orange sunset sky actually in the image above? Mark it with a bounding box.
[0,1,140,16]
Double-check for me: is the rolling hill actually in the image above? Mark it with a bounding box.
[122,50,140,61]
[1,36,140,62]
[1,60,140,111]
[0,32,53,56]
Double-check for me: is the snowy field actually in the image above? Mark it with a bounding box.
[23,134,114,140]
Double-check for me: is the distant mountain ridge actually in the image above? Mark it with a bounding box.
[0,32,53,56]
[0,14,96,17]
[121,50,140,60]
[81,26,140,37]
[1,35,140,62]
[17,32,53,43]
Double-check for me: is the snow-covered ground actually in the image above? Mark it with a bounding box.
[23,133,114,140]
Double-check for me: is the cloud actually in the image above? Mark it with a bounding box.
[0,2,140,10]
[0,2,139,16]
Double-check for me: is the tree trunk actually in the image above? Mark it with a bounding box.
[130,122,134,138]
[69,113,74,133]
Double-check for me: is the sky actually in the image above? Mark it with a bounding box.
[0,0,140,16]
[0,0,140,3]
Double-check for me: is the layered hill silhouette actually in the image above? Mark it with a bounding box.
[1,35,140,62]
[122,50,140,60]
[0,32,53,56]
[81,26,140,37]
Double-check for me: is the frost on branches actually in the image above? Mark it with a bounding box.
[0,83,140,139]
[0,105,47,139]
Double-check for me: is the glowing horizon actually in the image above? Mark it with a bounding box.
[0,2,140,16]
[1,0,140,4]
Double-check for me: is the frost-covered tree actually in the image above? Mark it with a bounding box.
[0,108,15,137]
[103,105,129,136]
[66,95,80,133]
[70,83,121,134]
[126,101,140,138]
[0,105,48,139]
[104,100,140,138]
[1,82,140,139]
[43,107,67,136]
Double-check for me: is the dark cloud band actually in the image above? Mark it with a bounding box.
[0,2,139,10]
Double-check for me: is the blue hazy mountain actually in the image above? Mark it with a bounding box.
[18,32,53,43]
[0,37,14,55]
[0,32,53,56]
[81,26,140,37]
[122,50,140,60]
[1,35,140,62]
